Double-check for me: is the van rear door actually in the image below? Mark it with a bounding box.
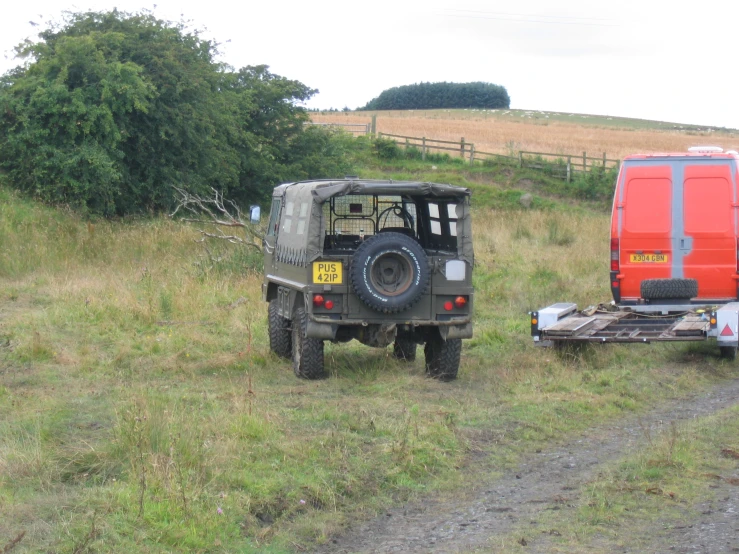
[682,163,736,299]
[617,164,673,299]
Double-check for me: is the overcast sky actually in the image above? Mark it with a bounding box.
[2,0,738,128]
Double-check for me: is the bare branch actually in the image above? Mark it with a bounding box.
[170,186,265,257]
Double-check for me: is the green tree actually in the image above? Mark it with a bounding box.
[0,10,349,215]
[360,82,510,111]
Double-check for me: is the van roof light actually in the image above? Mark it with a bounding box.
[688,146,723,153]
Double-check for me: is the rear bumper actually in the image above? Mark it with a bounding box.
[307,315,473,340]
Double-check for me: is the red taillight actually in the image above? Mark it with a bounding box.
[443,301,453,311]
[736,238,739,272]
[324,300,334,310]
[313,294,325,307]
[454,296,467,308]
[610,238,620,271]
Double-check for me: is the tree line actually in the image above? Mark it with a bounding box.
[0,10,352,216]
[360,82,510,111]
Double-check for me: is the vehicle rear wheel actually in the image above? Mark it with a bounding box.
[640,278,698,300]
[268,299,291,359]
[719,346,737,361]
[291,307,325,379]
[424,332,461,381]
[393,336,417,362]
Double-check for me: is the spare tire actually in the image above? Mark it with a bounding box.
[350,232,429,313]
[640,278,698,300]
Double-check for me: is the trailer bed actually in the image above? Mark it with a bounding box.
[540,310,709,343]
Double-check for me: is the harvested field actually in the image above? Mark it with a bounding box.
[311,109,739,161]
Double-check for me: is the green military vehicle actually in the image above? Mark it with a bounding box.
[261,179,474,380]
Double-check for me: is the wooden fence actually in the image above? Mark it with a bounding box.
[377,132,620,181]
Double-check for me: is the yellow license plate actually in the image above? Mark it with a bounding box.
[630,253,669,263]
[312,261,343,284]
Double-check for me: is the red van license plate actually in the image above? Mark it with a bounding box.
[630,254,668,263]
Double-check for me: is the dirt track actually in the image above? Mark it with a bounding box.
[318,375,739,554]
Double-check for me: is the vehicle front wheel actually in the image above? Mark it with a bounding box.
[393,336,417,362]
[424,332,461,381]
[291,307,325,379]
[268,299,291,359]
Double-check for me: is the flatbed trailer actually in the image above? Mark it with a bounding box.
[531,301,739,358]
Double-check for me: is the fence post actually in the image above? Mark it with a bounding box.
[371,115,377,136]
[603,152,606,167]
[460,137,465,158]
[583,151,587,172]
[567,156,571,182]
[422,137,426,161]
[519,151,523,168]
[469,144,475,165]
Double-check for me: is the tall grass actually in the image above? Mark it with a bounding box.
[0,183,735,552]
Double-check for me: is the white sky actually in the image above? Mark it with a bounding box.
[2,0,739,128]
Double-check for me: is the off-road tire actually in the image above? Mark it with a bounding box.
[291,307,325,379]
[268,299,291,359]
[393,337,417,362]
[424,334,461,381]
[350,232,430,314]
[720,346,737,361]
[640,278,698,300]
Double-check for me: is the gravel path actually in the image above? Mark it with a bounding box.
[318,376,739,554]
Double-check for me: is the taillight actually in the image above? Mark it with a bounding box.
[454,296,467,308]
[324,300,334,310]
[313,294,325,307]
[736,238,739,272]
[611,238,620,271]
[444,301,454,311]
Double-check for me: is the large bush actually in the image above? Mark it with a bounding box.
[0,10,348,215]
[361,82,510,111]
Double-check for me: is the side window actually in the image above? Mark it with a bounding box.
[423,200,458,251]
[267,198,282,237]
[447,203,458,237]
[428,202,442,235]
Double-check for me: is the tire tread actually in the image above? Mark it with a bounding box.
[640,278,698,300]
[268,299,292,359]
[424,335,461,381]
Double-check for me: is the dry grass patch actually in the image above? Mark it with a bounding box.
[312,111,739,160]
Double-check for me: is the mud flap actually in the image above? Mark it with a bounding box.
[306,320,337,340]
[440,322,473,340]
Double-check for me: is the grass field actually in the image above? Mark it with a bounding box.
[312,109,739,161]
[2,150,737,553]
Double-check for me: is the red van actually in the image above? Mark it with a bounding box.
[610,147,739,304]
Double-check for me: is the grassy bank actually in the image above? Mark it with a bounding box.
[0,181,736,553]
